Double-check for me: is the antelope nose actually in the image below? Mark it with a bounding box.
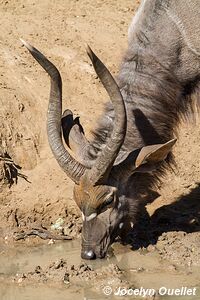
[81,250,96,260]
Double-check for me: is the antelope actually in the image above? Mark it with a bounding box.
[21,0,200,259]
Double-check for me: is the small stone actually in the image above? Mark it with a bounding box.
[167,264,177,272]
[18,103,25,112]
[130,267,145,273]
[48,239,55,245]
[17,278,23,283]
[63,273,70,284]
[137,267,145,272]
[51,217,64,230]
[35,266,42,273]
[147,245,156,252]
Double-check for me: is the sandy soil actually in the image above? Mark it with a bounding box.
[0,0,200,298]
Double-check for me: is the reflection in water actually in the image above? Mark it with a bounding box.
[0,240,82,275]
[0,240,199,300]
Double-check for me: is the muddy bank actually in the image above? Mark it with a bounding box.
[0,238,200,300]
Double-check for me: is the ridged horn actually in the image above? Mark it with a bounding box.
[86,46,127,184]
[20,39,86,184]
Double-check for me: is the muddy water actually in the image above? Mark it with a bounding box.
[0,240,199,300]
[0,240,82,275]
[0,283,84,300]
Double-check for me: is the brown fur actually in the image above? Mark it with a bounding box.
[77,0,200,259]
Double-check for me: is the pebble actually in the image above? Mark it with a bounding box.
[147,245,156,252]
[48,239,55,245]
[17,278,23,283]
[167,264,177,272]
[63,273,70,284]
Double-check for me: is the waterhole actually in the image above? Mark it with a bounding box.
[0,239,199,300]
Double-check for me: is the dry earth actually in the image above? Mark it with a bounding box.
[0,0,200,298]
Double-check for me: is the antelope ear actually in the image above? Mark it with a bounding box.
[134,139,177,172]
[61,109,85,149]
[111,138,177,180]
[61,110,90,162]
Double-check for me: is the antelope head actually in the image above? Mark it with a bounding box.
[21,39,176,259]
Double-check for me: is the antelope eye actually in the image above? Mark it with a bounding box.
[105,193,114,206]
[98,194,115,214]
